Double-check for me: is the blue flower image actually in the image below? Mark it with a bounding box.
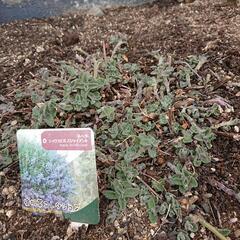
[18,141,76,212]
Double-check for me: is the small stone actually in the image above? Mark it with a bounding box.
[5,201,15,207]
[135,209,142,217]
[150,229,155,235]
[36,46,44,53]
[6,210,15,218]
[2,187,9,196]
[211,168,216,172]
[8,186,16,194]
[11,120,17,126]
[110,232,114,236]
[23,58,31,66]
[118,227,127,235]
[234,126,239,133]
[235,229,240,238]
[3,233,11,240]
[122,216,127,222]
[225,107,234,113]
[236,91,240,97]
[190,232,195,238]
[51,236,60,240]
[230,217,238,223]
[203,193,213,198]
[114,220,120,228]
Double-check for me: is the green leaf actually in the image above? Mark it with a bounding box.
[151,179,165,193]
[177,146,191,159]
[138,133,158,147]
[177,232,190,240]
[59,103,73,111]
[184,219,198,233]
[160,94,173,110]
[32,100,57,127]
[158,202,168,215]
[98,106,116,122]
[148,147,157,158]
[103,190,118,200]
[108,123,119,139]
[189,177,198,188]
[192,145,211,167]
[170,163,198,193]
[124,145,140,162]
[159,113,168,125]
[31,92,42,103]
[182,130,193,144]
[62,64,77,77]
[218,228,231,237]
[148,210,158,224]
[118,197,127,210]
[123,63,140,73]
[124,187,140,198]
[120,122,134,137]
[147,197,156,210]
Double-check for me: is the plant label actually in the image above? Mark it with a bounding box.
[17,128,100,224]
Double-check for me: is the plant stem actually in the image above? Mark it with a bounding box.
[191,215,228,240]
[136,175,160,199]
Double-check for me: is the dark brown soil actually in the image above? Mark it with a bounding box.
[0,0,240,239]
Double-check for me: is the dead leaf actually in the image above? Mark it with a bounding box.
[180,195,199,211]
[122,54,128,62]
[182,120,189,129]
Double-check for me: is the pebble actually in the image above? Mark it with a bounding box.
[8,186,16,194]
[230,217,238,223]
[114,220,120,228]
[6,210,15,219]
[23,58,31,66]
[235,229,240,238]
[3,233,12,240]
[0,222,6,233]
[10,120,17,126]
[118,227,127,235]
[190,232,195,238]
[135,209,142,217]
[5,201,15,207]
[234,126,239,133]
[51,236,60,240]
[150,229,155,235]
[36,46,44,53]
[2,188,9,196]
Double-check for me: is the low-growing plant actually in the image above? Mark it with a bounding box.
[2,36,238,237]
[103,162,139,210]
[170,163,198,193]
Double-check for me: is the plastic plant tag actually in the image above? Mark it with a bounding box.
[17,128,100,224]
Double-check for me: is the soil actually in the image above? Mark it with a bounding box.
[0,0,240,239]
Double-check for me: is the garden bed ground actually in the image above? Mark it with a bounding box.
[0,0,240,239]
